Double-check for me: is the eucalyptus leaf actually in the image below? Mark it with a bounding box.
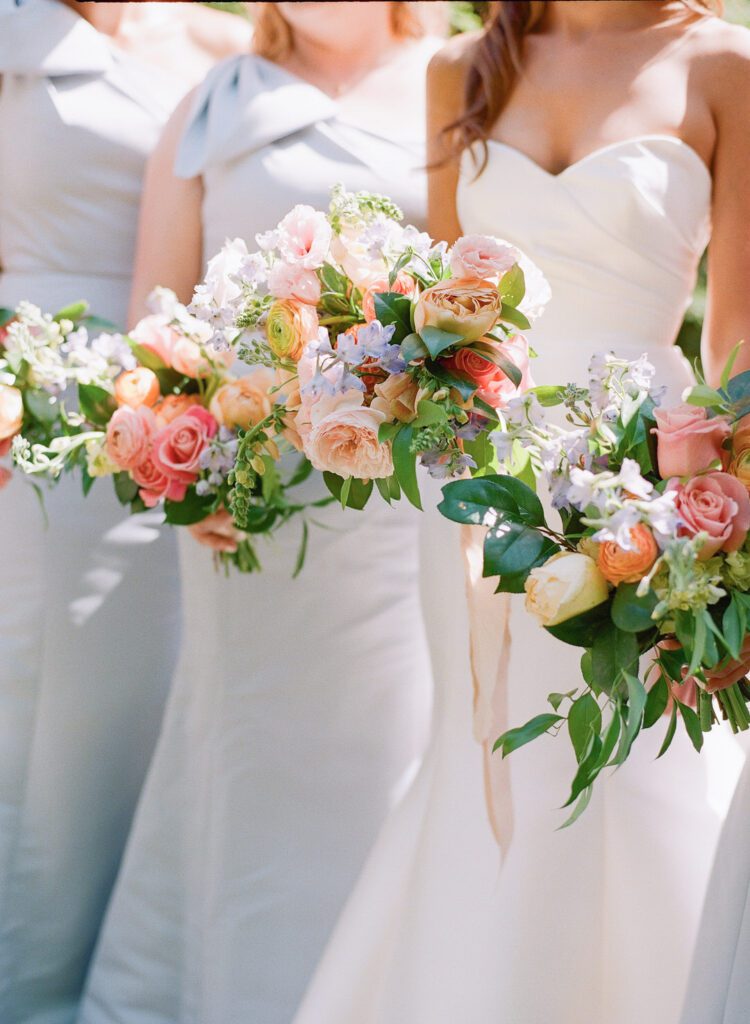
[78,383,116,427]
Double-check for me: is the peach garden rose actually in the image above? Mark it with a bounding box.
[304,390,394,480]
[413,279,501,343]
[209,368,276,431]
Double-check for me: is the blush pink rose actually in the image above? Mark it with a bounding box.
[131,456,187,508]
[668,471,750,559]
[129,315,178,367]
[171,335,234,379]
[151,405,218,485]
[450,234,519,281]
[267,262,321,305]
[653,405,731,480]
[106,405,156,471]
[304,390,394,480]
[276,205,332,269]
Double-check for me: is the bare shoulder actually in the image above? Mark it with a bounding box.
[180,5,253,60]
[427,29,483,88]
[688,16,750,114]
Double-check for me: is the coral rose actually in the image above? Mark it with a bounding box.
[209,368,276,431]
[153,393,199,426]
[151,405,218,485]
[361,273,415,323]
[131,456,187,508]
[105,405,156,471]
[266,299,319,362]
[114,367,160,409]
[668,471,750,559]
[729,420,750,493]
[652,405,730,480]
[450,234,519,282]
[440,334,533,409]
[413,279,501,343]
[525,551,609,627]
[304,390,394,479]
[0,383,23,440]
[597,524,659,585]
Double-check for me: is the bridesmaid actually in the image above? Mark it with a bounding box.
[0,2,248,1021]
[79,4,440,1023]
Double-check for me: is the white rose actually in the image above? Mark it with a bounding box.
[524,551,609,627]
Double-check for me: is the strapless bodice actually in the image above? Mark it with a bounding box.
[457,136,712,391]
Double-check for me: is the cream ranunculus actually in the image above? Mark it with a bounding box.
[413,279,501,343]
[209,368,277,431]
[524,551,609,627]
[0,383,23,441]
[304,389,393,479]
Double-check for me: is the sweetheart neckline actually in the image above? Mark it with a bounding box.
[481,134,712,185]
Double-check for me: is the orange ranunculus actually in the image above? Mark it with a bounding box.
[114,367,160,409]
[597,524,658,585]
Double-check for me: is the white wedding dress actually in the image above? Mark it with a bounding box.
[0,3,184,1020]
[293,137,745,1024]
[80,43,440,1024]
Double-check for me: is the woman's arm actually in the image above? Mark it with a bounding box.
[701,26,750,386]
[128,91,204,324]
[426,34,478,246]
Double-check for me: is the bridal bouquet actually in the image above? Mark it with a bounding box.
[4,295,316,573]
[189,185,549,523]
[440,350,750,823]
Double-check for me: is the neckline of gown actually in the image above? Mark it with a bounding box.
[479,134,712,187]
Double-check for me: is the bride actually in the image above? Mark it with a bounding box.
[294,2,750,1023]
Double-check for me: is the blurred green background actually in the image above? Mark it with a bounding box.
[209,0,750,361]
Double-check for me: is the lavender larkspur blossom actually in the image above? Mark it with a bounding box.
[421,448,477,480]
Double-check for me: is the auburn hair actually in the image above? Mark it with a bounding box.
[450,0,724,168]
[251,2,426,62]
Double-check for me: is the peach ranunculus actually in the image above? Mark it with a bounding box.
[668,471,750,559]
[729,420,750,493]
[209,368,276,431]
[361,273,416,323]
[105,405,156,470]
[304,389,394,479]
[450,234,519,282]
[276,204,332,269]
[0,383,23,440]
[131,456,187,508]
[597,524,659,585]
[129,315,177,366]
[652,405,731,480]
[267,262,321,305]
[266,299,319,362]
[114,367,160,409]
[151,405,218,485]
[413,279,501,343]
[153,393,199,427]
[372,372,421,423]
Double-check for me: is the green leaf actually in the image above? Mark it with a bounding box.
[723,595,746,661]
[499,303,531,331]
[419,325,464,359]
[322,472,373,511]
[241,506,278,533]
[462,430,497,476]
[54,300,89,323]
[0,307,15,327]
[494,713,562,757]
[286,456,314,489]
[319,262,348,295]
[591,622,640,696]
[23,388,58,424]
[600,706,622,764]
[685,383,726,408]
[373,292,413,343]
[498,264,526,308]
[129,340,168,372]
[439,474,545,527]
[558,785,594,829]
[470,341,522,388]
[678,700,704,752]
[400,332,429,362]
[643,674,670,729]
[424,359,476,401]
[392,425,421,510]
[81,465,95,497]
[546,601,611,648]
[725,369,750,419]
[375,477,392,504]
[568,693,602,763]
[617,672,648,763]
[611,583,658,633]
[113,472,138,505]
[377,421,401,445]
[483,522,555,579]
[548,690,577,712]
[292,521,309,579]
[163,492,216,525]
[721,342,744,394]
[657,702,678,759]
[412,399,449,429]
[81,315,119,334]
[563,731,603,806]
[78,383,116,427]
[529,385,565,407]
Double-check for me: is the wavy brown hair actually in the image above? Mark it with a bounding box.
[251,2,426,62]
[451,0,724,168]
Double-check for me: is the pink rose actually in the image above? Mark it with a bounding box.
[450,234,519,281]
[304,389,394,480]
[276,205,332,269]
[131,456,187,508]
[653,405,731,480]
[130,315,177,367]
[268,262,321,305]
[105,405,156,471]
[151,405,218,485]
[669,472,750,559]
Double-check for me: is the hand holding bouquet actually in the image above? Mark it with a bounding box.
[440,349,750,823]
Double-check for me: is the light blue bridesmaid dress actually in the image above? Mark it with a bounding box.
[0,2,184,1020]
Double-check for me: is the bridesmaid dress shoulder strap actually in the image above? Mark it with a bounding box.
[0,0,112,76]
[174,52,338,180]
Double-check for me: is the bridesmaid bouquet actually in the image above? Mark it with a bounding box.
[3,295,317,573]
[440,349,750,824]
[188,186,549,524]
